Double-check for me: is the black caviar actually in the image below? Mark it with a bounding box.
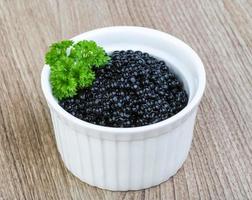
[59,50,188,127]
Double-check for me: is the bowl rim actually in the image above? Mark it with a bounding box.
[41,26,206,134]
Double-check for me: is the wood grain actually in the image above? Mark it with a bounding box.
[0,0,252,199]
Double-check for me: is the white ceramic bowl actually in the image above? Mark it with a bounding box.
[41,26,206,191]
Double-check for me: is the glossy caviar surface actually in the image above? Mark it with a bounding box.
[59,50,188,127]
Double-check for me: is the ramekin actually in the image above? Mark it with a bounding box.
[41,26,206,191]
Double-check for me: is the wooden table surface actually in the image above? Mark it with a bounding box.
[0,0,252,199]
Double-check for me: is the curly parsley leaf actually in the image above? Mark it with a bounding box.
[45,40,109,100]
[45,40,73,66]
[71,61,96,88]
[70,40,110,67]
[49,57,77,100]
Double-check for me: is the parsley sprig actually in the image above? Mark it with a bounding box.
[45,40,109,100]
